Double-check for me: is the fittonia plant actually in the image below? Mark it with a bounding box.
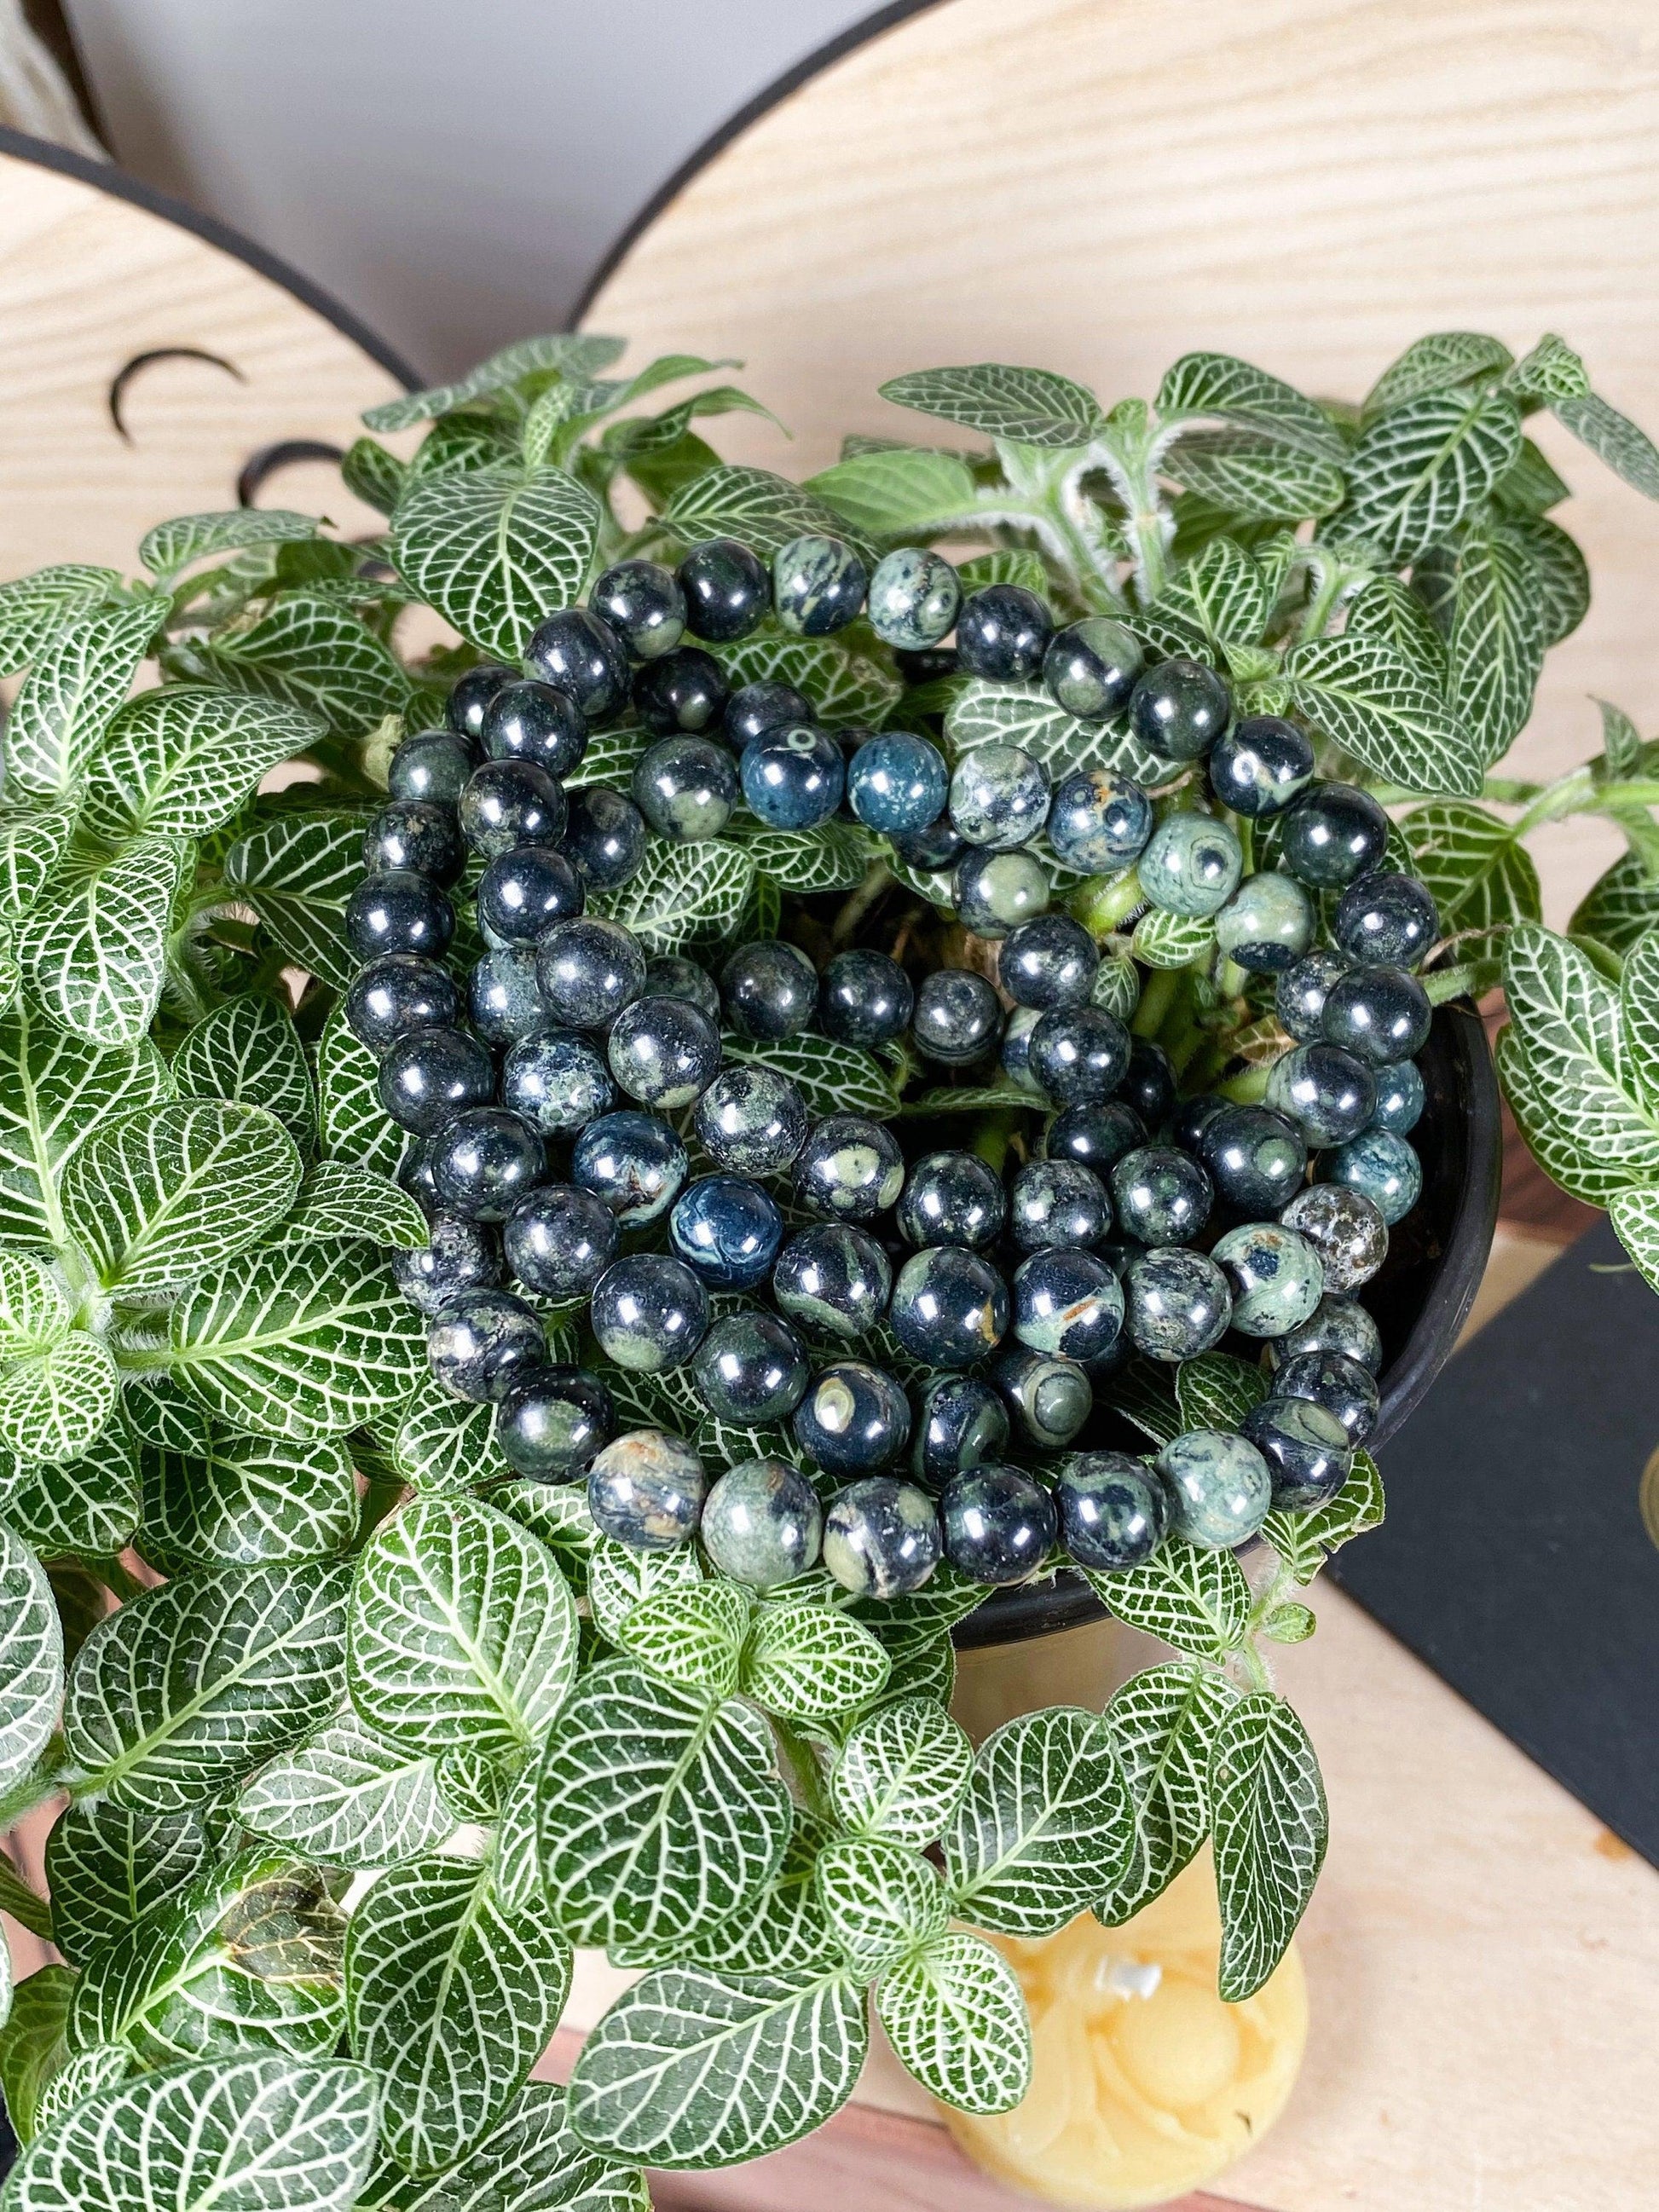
[0,328,1655,2207]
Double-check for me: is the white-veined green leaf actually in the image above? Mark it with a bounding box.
[662,465,876,562]
[585,1533,703,1645]
[828,1695,974,1847]
[1102,1358,1181,1446]
[1397,800,1540,957]
[29,2043,133,2142]
[1507,512,1590,645]
[364,332,624,430]
[876,1932,1031,2115]
[140,510,317,582]
[1157,353,1345,460]
[1499,923,1659,1199]
[880,363,1102,450]
[534,1655,789,1950]
[598,837,754,953]
[1083,1536,1251,1660]
[223,810,368,993]
[172,994,315,1146]
[1165,428,1344,519]
[64,1561,350,1809]
[3,594,166,797]
[737,820,873,894]
[1504,333,1590,406]
[0,1331,118,1464]
[1609,1185,1659,1294]
[392,465,601,661]
[1552,390,1659,501]
[387,1367,506,1493]
[721,1029,900,1119]
[345,1854,570,2174]
[316,1007,405,1173]
[358,2080,646,2212]
[615,1580,750,1697]
[0,563,122,678]
[562,720,650,793]
[0,805,77,923]
[941,1705,1131,1937]
[0,1250,69,1354]
[1361,332,1513,423]
[1338,387,1522,561]
[238,1711,450,1871]
[0,1422,141,1559]
[956,549,1048,592]
[277,1162,426,1248]
[0,1516,63,1800]
[1173,1352,1267,1433]
[945,678,1164,784]
[1132,906,1215,969]
[1260,1447,1384,1583]
[1621,923,1659,1116]
[814,1834,945,1967]
[201,592,411,739]
[25,833,192,1047]
[803,448,978,537]
[1095,1662,1240,1923]
[741,1599,889,1719]
[2,2053,382,2212]
[1445,517,1545,763]
[82,688,324,843]
[711,630,901,729]
[1285,632,1482,796]
[841,1557,991,1649]
[137,1428,357,1572]
[0,1966,73,2142]
[565,1964,865,2168]
[43,1800,211,1964]
[1159,535,1274,648]
[1571,852,1659,957]
[1343,574,1448,681]
[1211,1693,1327,2001]
[673,1810,838,1976]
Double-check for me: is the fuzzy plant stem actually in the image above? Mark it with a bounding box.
[1217,1059,1277,1105]
[831,862,893,949]
[1131,967,1180,1038]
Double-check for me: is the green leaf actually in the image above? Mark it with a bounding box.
[1609,1184,1659,1293]
[1552,389,1659,500]
[941,1706,1131,1938]
[392,465,603,663]
[1096,1662,1240,1923]
[0,1967,72,2141]
[165,1239,425,1438]
[1342,575,1448,681]
[0,1424,140,1558]
[223,811,368,994]
[1506,333,1590,405]
[881,363,1102,449]
[814,1834,945,1967]
[238,1711,449,1871]
[585,1533,704,1646]
[28,2045,133,2142]
[535,1655,790,1951]
[1,2053,382,2212]
[1131,906,1215,970]
[172,995,315,1146]
[1621,924,1659,1116]
[0,564,122,679]
[315,1007,406,1173]
[43,1801,211,1964]
[957,550,1048,593]
[345,1853,570,2173]
[722,1030,900,1120]
[826,1695,973,1846]
[387,1369,506,1493]
[945,679,1164,784]
[712,630,901,730]
[1571,851,1659,956]
[25,833,193,1048]
[363,332,625,430]
[616,1580,750,1697]
[340,438,407,517]
[1500,923,1659,1200]
[137,1427,357,1572]
[0,1250,69,1354]
[65,1561,349,1809]
[1397,800,1540,958]
[1491,436,1573,517]
[598,837,754,953]
[1159,536,1274,648]
[1507,513,1590,646]
[1174,1352,1267,1432]
[1339,388,1522,561]
[0,1332,118,1464]
[804,448,978,538]
[1257,1447,1383,1585]
[63,1100,303,1295]
[0,1857,51,1943]
[662,465,876,563]
[1361,332,1513,422]
[1102,1358,1180,1446]
[876,1932,1031,2116]
[140,511,318,583]
[1083,1536,1250,1660]
[1598,699,1644,779]
[741,1600,890,1720]
[357,2081,647,2212]
[0,806,78,924]
[1165,430,1344,520]
[737,820,873,894]
[202,592,411,741]
[1157,353,1346,460]
[1285,632,1482,796]
[566,1963,866,2167]
[349,1493,578,1763]
[3,594,166,798]
[1211,1694,1327,2001]
[1445,517,1546,763]
[0,1516,63,1799]
[82,688,323,843]
[277,1163,426,1249]
[673,1810,839,1976]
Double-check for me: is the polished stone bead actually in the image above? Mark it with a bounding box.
[482,679,587,779]
[1009,1158,1111,1251]
[1280,1181,1390,1292]
[1273,1292,1384,1377]
[1266,1042,1378,1147]
[587,1429,707,1549]
[741,723,845,829]
[459,759,566,859]
[363,800,465,886]
[592,557,686,661]
[942,1464,1057,1585]
[1000,1006,1044,1093]
[949,742,1051,850]
[429,1107,546,1223]
[1057,1451,1169,1572]
[847,730,947,835]
[1119,1039,1176,1130]
[670,1174,784,1290]
[1013,1247,1124,1361]
[396,1136,441,1215]
[892,814,968,874]
[1276,949,1352,1043]
[606,995,722,1109]
[773,534,867,634]
[1171,1093,1228,1157]
[679,538,771,642]
[535,915,647,1030]
[1275,1347,1379,1446]
[632,733,739,840]
[1139,812,1243,917]
[347,954,460,1053]
[1124,1247,1232,1362]
[951,848,1049,939]
[501,1027,616,1134]
[498,1366,615,1480]
[446,661,515,741]
[772,1223,891,1344]
[377,1025,493,1135]
[889,1246,1009,1369]
[462,949,539,1048]
[1215,870,1313,973]
[720,938,818,1040]
[428,1288,546,1402]
[914,1376,1010,1487]
[477,845,585,945]
[1368,1056,1425,1136]
[1321,962,1433,1068]
[644,955,722,1023]
[823,1476,941,1598]
[525,607,630,719]
[393,1216,501,1317]
[390,727,475,806]
[702,1458,823,1586]
[693,1063,809,1176]
[691,1308,809,1426]
[990,1344,1094,1447]
[560,784,647,891]
[1242,1394,1352,1510]
[1128,656,1231,760]
[1206,716,1315,817]
[1000,914,1099,1010]
[912,968,1003,1065]
[897,1151,1006,1250]
[794,1360,911,1476]
[1210,1222,1325,1338]
[346,870,454,962]
[818,950,915,1046]
[1199,1105,1308,1217]
[1045,1100,1147,1176]
[955,584,1052,681]
[1047,768,1153,872]
[867,547,961,649]
[793,1114,905,1222]
[1043,616,1142,720]
[591,1253,708,1371]
[1324,1129,1422,1227]
[570,1110,687,1226]
[1157,1428,1272,1548]
[503,1181,618,1299]
[1334,869,1439,968]
[1280,781,1389,888]
[1111,1144,1212,1246]
[724,680,812,753]
[633,645,729,736]
[1028,1005,1131,1106]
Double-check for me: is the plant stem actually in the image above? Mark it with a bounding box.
[1131,967,1179,1038]
[1073,868,1145,937]
[970,1111,1018,1177]
[772,1718,830,1821]
[1217,1060,1275,1105]
[831,862,893,950]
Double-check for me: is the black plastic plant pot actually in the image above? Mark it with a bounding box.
[955,1001,1503,1649]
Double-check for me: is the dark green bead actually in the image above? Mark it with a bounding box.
[823,1476,940,1598]
[1058,1451,1168,1570]
[990,1344,1095,1448]
[1156,1428,1271,1547]
[1128,657,1230,760]
[701,1458,822,1586]
[773,534,867,635]
[941,1464,1057,1585]
[1124,1248,1231,1362]
[1209,1222,1325,1338]
[587,1430,706,1549]
[1043,617,1142,720]
[867,548,960,650]
[1324,1129,1422,1227]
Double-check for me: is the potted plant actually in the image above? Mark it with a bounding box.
[0,326,1652,2211]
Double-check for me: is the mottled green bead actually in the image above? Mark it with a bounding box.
[1209,1222,1325,1338]
[700,1458,823,1587]
[1156,1428,1272,1548]
[867,547,961,649]
[991,1345,1094,1448]
[1214,871,1313,973]
[587,1429,707,1550]
[1139,813,1243,917]
[954,847,1050,938]
[1280,1183,1389,1291]
[823,1476,941,1598]
[773,534,867,635]
[1325,1129,1422,1226]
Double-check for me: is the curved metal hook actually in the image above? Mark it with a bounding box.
[237,438,345,508]
[108,345,245,442]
